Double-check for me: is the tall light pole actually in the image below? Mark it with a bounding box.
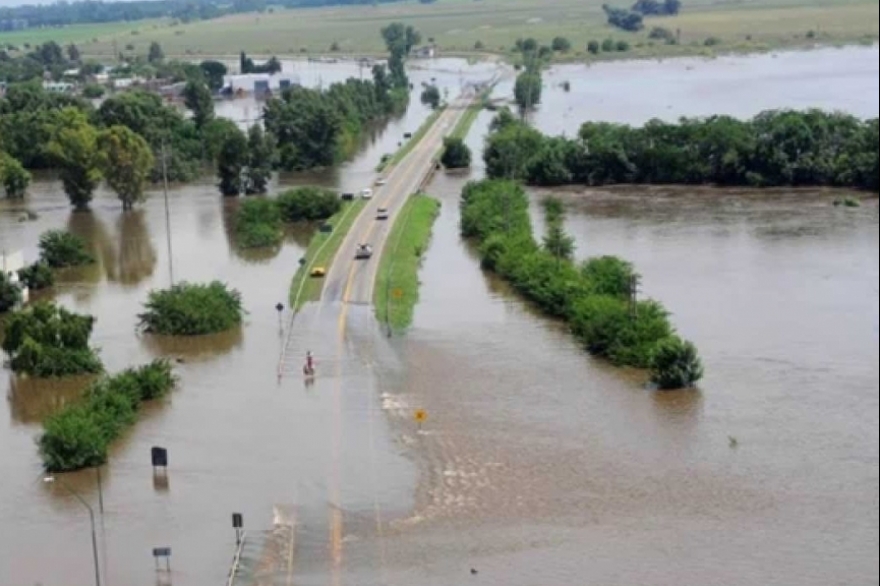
[160,140,175,287]
[43,475,101,586]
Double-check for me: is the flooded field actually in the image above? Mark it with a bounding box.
[1,49,878,585]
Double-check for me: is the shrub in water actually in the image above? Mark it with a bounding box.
[17,262,55,291]
[138,281,243,335]
[276,186,341,222]
[1,302,102,376]
[650,336,704,389]
[236,197,283,248]
[38,230,94,268]
[39,359,176,471]
[0,271,21,313]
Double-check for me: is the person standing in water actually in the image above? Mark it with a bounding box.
[304,351,314,375]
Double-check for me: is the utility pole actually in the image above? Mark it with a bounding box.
[160,140,174,286]
[629,273,640,319]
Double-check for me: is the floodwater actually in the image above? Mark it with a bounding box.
[1,49,878,585]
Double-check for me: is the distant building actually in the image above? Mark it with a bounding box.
[221,73,301,97]
[42,81,75,94]
[1,250,28,306]
[414,45,436,59]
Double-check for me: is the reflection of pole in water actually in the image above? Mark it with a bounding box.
[160,140,175,286]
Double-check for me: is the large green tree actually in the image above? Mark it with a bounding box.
[97,125,155,210]
[246,124,275,195]
[183,80,214,130]
[47,108,103,210]
[217,127,249,196]
[1,152,31,198]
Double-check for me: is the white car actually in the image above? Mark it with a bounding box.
[361,188,373,199]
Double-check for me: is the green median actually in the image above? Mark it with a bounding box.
[377,106,447,173]
[374,193,441,333]
[289,199,367,310]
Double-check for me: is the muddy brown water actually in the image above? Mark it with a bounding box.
[1,50,878,585]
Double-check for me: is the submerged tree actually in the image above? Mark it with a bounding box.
[245,124,274,195]
[98,125,155,210]
[650,336,704,389]
[183,80,214,130]
[47,108,102,210]
[440,136,472,169]
[217,127,249,196]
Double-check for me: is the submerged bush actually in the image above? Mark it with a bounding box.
[38,230,94,268]
[1,302,102,376]
[39,359,176,472]
[275,186,341,222]
[649,336,704,389]
[236,197,283,248]
[17,262,55,291]
[0,272,21,313]
[138,281,243,335]
[460,179,702,386]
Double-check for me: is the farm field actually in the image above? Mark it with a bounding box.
[4,0,876,62]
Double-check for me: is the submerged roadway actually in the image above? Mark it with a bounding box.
[236,91,478,585]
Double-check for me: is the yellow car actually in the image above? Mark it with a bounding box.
[310,267,326,277]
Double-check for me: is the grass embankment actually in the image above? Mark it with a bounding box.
[377,106,446,173]
[61,0,877,62]
[450,100,483,141]
[288,199,366,310]
[374,194,441,332]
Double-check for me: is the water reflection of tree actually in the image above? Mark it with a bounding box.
[6,373,94,425]
[113,210,157,286]
[140,326,244,362]
[650,386,704,434]
[58,211,108,303]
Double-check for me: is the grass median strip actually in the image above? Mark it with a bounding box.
[377,106,446,173]
[450,99,484,140]
[289,199,366,310]
[374,193,441,332]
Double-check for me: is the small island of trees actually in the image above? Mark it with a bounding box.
[138,281,244,336]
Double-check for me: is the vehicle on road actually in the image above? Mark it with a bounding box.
[355,244,373,259]
[376,207,389,220]
[310,266,326,277]
[375,177,387,186]
[361,188,373,199]
[341,192,354,201]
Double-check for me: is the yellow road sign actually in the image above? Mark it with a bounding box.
[414,409,427,423]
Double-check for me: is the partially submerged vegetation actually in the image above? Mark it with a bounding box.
[39,359,176,472]
[485,108,879,192]
[460,179,703,388]
[235,197,283,249]
[138,281,243,335]
[233,186,341,249]
[374,194,441,332]
[1,302,103,377]
[37,229,94,268]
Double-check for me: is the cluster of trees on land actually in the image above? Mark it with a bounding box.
[235,187,342,248]
[483,108,879,191]
[1,0,414,30]
[40,359,176,472]
[603,0,681,32]
[460,179,703,388]
[0,230,96,313]
[1,40,79,83]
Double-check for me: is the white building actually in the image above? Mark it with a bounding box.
[1,250,28,305]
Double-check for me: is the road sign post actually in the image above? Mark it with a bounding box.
[414,409,427,432]
[232,512,244,546]
[152,547,171,572]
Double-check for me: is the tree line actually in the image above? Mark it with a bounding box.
[483,108,879,191]
[460,179,703,389]
[1,0,412,31]
[2,24,418,206]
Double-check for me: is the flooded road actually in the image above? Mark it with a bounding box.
[2,49,878,585]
